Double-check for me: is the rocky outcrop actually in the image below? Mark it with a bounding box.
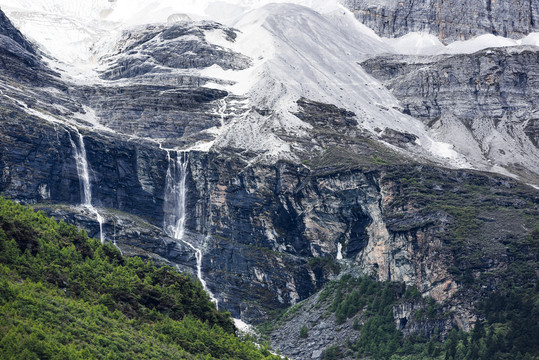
[340,0,539,43]
[0,8,36,55]
[78,85,228,147]
[0,6,537,341]
[99,21,251,81]
[268,273,456,360]
[361,47,539,184]
[269,290,361,360]
[393,301,453,338]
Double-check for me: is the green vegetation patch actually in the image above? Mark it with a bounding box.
[319,274,538,360]
[381,166,538,287]
[0,197,280,360]
[306,256,341,275]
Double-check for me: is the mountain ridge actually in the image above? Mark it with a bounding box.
[0,3,537,359]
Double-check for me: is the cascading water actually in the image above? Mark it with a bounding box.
[68,129,105,243]
[217,98,227,128]
[163,150,218,308]
[163,150,189,240]
[195,246,218,308]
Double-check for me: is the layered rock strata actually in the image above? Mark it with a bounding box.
[341,0,539,43]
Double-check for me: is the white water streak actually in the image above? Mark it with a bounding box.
[68,129,105,243]
[163,150,189,239]
[336,243,343,260]
[218,98,227,128]
[163,150,219,308]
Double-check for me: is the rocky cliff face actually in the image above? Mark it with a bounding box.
[0,105,167,223]
[266,163,537,359]
[0,5,537,354]
[5,89,535,326]
[0,8,35,55]
[99,22,251,81]
[361,47,539,184]
[341,0,539,43]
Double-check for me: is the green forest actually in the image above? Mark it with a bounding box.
[320,275,539,360]
[0,197,280,359]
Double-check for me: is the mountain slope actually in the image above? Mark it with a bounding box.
[361,47,539,184]
[0,3,537,360]
[3,1,538,179]
[267,273,539,359]
[0,196,279,359]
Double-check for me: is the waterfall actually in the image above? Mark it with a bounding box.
[195,246,218,308]
[217,98,227,128]
[163,150,189,239]
[336,243,343,260]
[163,150,218,308]
[69,129,105,243]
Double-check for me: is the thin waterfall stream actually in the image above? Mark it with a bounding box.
[217,98,227,128]
[68,129,105,244]
[163,150,219,308]
[337,243,343,260]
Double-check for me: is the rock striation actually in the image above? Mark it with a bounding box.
[0,5,537,344]
[340,0,539,43]
[0,8,36,55]
[99,21,251,80]
[361,47,539,183]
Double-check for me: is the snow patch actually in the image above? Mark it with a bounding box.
[382,32,445,55]
[383,31,539,56]
[442,34,519,54]
[234,318,253,333]
[520,32,539,47]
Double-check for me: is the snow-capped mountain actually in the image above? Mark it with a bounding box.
[0,2,538,358]
[3,0,539,181]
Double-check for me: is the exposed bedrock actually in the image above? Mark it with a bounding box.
[0,7,537,331]
[361,47,539,182]
[341,0,539,43]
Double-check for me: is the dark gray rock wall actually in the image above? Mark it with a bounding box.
[0,8,36,54]
[100,22,251,80]
[187,152,379,262]
[77,85,226,147]
[0,109,79,204]
[0,106,169,225]
[80,130,168,224]
[341,0,539,43]
[361,47,539,182]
